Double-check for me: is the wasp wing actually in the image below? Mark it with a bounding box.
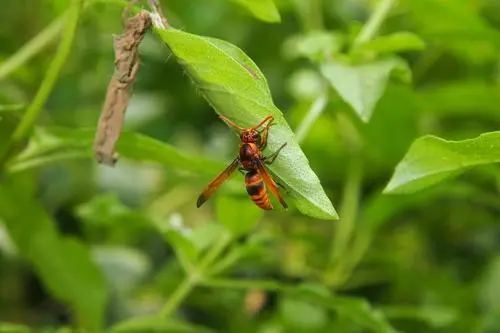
[255,159,288,209]
[197,158,239,208]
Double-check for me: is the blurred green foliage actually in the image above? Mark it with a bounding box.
[1,0,500,332]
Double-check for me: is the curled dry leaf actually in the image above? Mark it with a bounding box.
[93,9,151,166]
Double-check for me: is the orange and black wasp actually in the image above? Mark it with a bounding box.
[197,115,288,210]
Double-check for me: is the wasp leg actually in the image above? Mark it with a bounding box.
[258,118,276,150]
[259,123,271,149]
[253,115,274,131]
[263,142,287,165]
[238,167,246,175]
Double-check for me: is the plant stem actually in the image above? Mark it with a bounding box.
[290,0,324,31]
[0,0,83,165]
[353,0,397,46]
[329,155,363,265]
[308,0,325,30]
[323,0,394,288]
[0,14,67,81]
[0,0,131,83]
[294,94,327,144]
[158,275,197,318]
[158,233,232,317]
[200,278,284,291]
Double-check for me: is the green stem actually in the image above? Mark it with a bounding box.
[290,0,324,31]
[329,155,363,266]
[308,0,325,30]
[353,0,397,46]
[200,278,284,291]
[0,0,130,83]
[0,14,67,82]
[1,0,83,165]
[158,233,232,317]
[323,0,394,288]
[294,94,327,144]
[158,275,197,318]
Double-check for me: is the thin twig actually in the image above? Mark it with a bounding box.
[147,0,170,29]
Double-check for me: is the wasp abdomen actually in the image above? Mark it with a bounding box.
[245,171,272,210]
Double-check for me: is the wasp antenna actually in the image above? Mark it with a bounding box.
[219,114,244,131]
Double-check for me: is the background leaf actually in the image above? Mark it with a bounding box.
[320,57,410,122]
[384,132,500,194]
[381,305,458,328]
[108,316,214,333]
[228,0,281,23]
[418,80,500,119]
[8,127,224,176]
[155,28,338,220]
[0,323,32,333]
[215,196,264,236]
[282,31,345,62]
[357,32,426,54]
[279,297,328,331]
[3,0,500,332]
[0,178,107,331]
[289,284,399,333]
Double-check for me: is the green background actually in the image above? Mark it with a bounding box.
[1,0,500,332]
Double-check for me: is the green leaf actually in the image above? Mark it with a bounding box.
[384,132,500,194]
[405,0,500,63]
[164,229,199,265]
[0,323,32,333]
[406,0,498,40]
[191,222,229,252]
[216,196,264,236]
[479,256,500,313]
[75,193,134,226]
[282,31,345,62]
[208,233,272,274]
[92,246,152,293]
[0,179,107,331]
[364,85,419,167]
[154,28,338,220]
[157,214,200,268]
[418,80,500,119]
[289,284,399,333]
[0,104,25,113]
[8,127,223,176]
[279,297,328,331]
[228,0,281,23]
[320,57,410,122]
[107,316,214,333]
[357,32,426,54]
[381,305,457,328]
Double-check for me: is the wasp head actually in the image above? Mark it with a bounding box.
[240,129,260,143]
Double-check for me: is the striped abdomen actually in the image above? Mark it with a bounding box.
[245,171,272,210]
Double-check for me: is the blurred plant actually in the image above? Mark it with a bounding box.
[1,0,500,332]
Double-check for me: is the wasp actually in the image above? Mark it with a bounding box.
[197,115,288,210]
